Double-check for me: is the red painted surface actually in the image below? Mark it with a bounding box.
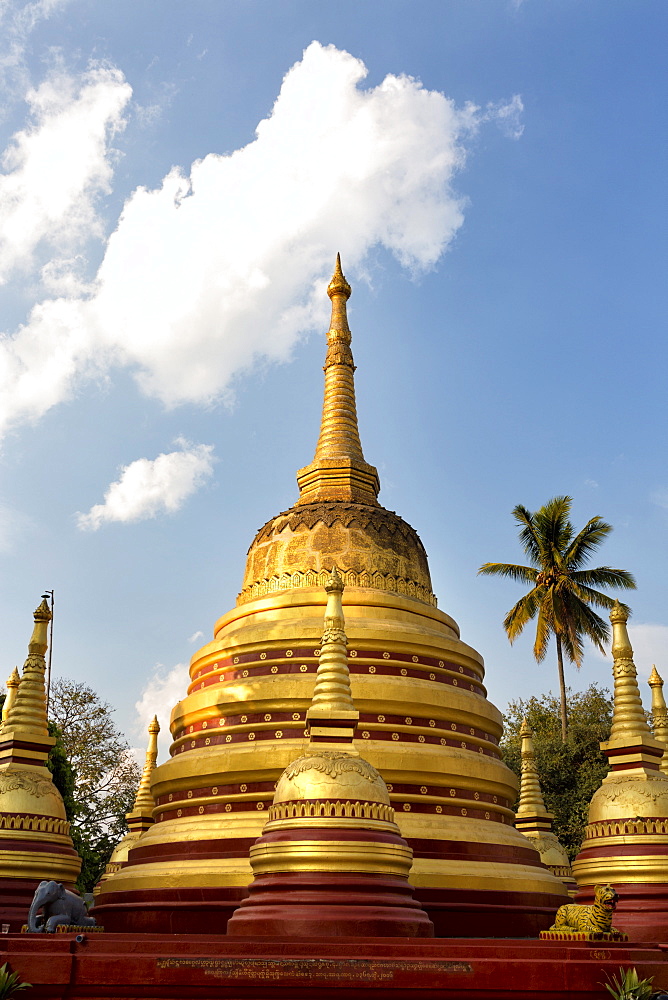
[227,871,434,937]
[576,881,668,943]
[0,877,79,934]
[1,931,667,999]
[92,882,568,937]
[91,886,245,935]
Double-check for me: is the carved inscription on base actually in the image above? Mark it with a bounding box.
[156,958,473,982]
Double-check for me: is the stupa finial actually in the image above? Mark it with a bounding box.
[516,719,550,819]
[608,601,652,742]
[1,668,21,724]
[648,667,668,774]
[127,716,160,821]
[295,255,380,505]
[327,252,351,300]
[600,600,663,774]
[3,598,53,743]
[306,567,359,745]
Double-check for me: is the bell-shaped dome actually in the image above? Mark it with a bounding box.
[273,750,390,806]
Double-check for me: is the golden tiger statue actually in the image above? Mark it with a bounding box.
[550,884,620,934]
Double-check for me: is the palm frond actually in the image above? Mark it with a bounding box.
[561,596,610,657]
[571,567,636,591]
[532,602,553,662]
[569,581,632,617]
[564,516,613,569]
[478,562,538,585]
[534,496,573,565]
[558,622,585,666]
[511,505,541,564]
[503,587,543,642]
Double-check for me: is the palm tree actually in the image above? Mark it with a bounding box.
[478,496,635,741]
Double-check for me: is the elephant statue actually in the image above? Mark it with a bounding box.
[27,880,96,933]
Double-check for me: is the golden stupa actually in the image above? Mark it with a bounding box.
[0,599,81,929]
[98,716,160,887]
[94,257,567,935]
[572,602,668,940]
[227,567,433,937]
[648,666,668,774]
[514,719,575,894]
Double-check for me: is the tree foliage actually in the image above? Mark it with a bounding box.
[501,684,613,860]
[479,495,635,739]
[49,679,140,892]
[46,720,77,822]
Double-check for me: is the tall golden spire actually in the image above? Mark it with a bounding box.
[602,602,663,774]
[1,598,55,762]
[514,719,575,891]
[649,666,668,775]
[97,717,161,890]
[0,598,81,912]
[1,668,20,725]
[306,566,359,745]
[296,255,380,505]
[516,719,551,821]
[128,716,160,823]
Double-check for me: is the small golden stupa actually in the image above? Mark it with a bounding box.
[97,716,160,887]
[648,666,668,774]
[0,599,81,929]
[514,719,575,894]
[95,256,567,936]
[227,568,433,937]
[2,670,20,724]
[572,602,668,940]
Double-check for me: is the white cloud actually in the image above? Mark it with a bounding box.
[0,62,132,284]
[188,630,204,644]
[485,94,524,139]
[650,488,668,509]
[135,661,190,761]
[592,621,668,689]
[0,41,521,438]
[0,499,32,551]
[627,624,668,684]
[76,439,215,531]
[0,1,72,105]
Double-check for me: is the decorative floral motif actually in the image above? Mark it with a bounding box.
[0,770,54,798]
[284,751,380,784]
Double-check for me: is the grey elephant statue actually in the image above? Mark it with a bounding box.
[27,880,96,933]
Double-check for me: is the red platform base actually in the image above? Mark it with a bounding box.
[0,879,45,933]
[577,881,668,943]
[2,932,667,999]
[227,872,434,937]
[92,884,566,937]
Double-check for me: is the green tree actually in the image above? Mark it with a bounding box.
[46,721,77,822]
[501,685,613,859]
[49,679,140,892]
[478,496,635,739]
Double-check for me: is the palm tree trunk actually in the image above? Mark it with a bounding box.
[556,634,568,741]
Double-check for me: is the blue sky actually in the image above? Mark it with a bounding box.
[0,1,666,757]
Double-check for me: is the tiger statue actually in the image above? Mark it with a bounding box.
[550,884,620,934]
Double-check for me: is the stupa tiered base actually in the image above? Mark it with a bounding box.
[3,931,667,999]
[227,872,434,937]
